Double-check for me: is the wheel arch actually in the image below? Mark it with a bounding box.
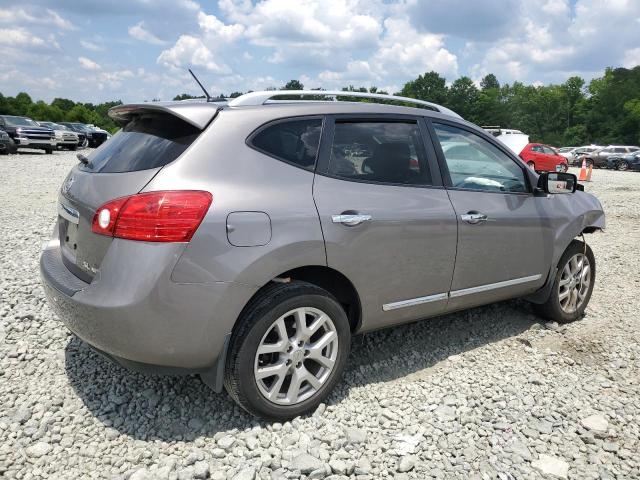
[233,265,362,334]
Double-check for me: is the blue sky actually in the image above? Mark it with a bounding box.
[1,0,639,103]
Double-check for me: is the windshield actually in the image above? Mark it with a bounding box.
[5,116,39,127]
[558,147,573,152]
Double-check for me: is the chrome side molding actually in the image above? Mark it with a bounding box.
[383,274,542,311]
[382,292,448,311]
[449,274,542,298]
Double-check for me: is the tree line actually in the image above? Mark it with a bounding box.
[1,66,639,145]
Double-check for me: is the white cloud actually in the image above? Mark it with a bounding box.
[0,8,75,30]
[0,27,47,47]
[197,11,245,42]
[470,0,640,83]
[623,47,640,68]
[78,56,101,71]
[375,18,458,78]
[80,39,105,52]
[128,21,166,45]
[158,35,231,74]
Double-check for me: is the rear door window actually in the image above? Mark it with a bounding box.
[328,121,432,186]
[81,113,200,173]
[250,118,322,170]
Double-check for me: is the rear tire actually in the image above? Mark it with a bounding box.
[44,147,53,154]
[527,161,536,171]
[224,281,350,419]
[534,240,595,323]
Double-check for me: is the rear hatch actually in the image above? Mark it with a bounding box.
[57,104,218,282]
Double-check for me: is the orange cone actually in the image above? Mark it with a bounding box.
[585,164,593,182]
[578,159,587,181]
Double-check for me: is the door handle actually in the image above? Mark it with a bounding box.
[332,214,372,226]
[460,212,488,224]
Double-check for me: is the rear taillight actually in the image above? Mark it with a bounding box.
[92,190,212,242]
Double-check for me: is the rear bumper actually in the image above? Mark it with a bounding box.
[40,236,257,381]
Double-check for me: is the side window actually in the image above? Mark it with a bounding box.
[531,145,543,153]
[542,146,556,155]
[250,118,322,170]
[433,123,528,193]
[328,121,432,186]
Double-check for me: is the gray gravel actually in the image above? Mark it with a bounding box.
[1,150,639,479]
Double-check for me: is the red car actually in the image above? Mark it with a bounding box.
[520,143,568,172]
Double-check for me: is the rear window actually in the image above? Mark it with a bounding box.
[81,113,200,173]
[249,118,322,170]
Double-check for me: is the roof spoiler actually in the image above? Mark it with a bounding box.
[108,102,221,130]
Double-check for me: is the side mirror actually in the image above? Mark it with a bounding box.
[537,172,577,194]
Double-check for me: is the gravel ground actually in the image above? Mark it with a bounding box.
[1,150,639,480]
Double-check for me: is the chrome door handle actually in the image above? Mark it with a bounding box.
[461,212,488,224]
[332,214,372,226]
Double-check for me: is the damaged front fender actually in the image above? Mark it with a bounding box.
[526,190,604,304]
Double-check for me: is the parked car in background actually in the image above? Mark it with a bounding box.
[606,149,640,171]
[578,145,640,168]
[570,146,601,165]
[0,115,55,153]
[38,121,79,151]
[59,122,108,148]
[0,127,17,154]
[519,143,568,172]
[87,124,112,141]
[482,126,525,137]
[40,90,604,419]
[557,147,577,159]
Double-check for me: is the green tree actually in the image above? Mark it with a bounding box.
[173,93,205,101]
[399,71,447,104]
[480,73,500,91]
[51,98,75,113]
[446,77,480,123]
[282,80,304,90]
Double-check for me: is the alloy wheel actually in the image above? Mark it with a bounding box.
[617,161,628,171]
[558,253,591,314]
[254,307,338,405]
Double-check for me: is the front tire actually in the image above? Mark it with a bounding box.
[534,240,595,323]
[224,281,351,419]
[617,161,629,171]
[44,147,53,154]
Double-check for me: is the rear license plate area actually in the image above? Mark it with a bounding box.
[60,217,79,263]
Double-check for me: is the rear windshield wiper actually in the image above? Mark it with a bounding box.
[77,153,92,168]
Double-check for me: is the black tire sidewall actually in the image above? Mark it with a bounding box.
[546,241,596,323]
[227,284,350,419]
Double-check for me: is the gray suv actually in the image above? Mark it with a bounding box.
[40,91,605,419]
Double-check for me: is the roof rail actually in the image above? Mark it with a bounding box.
[227,90,461,118]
